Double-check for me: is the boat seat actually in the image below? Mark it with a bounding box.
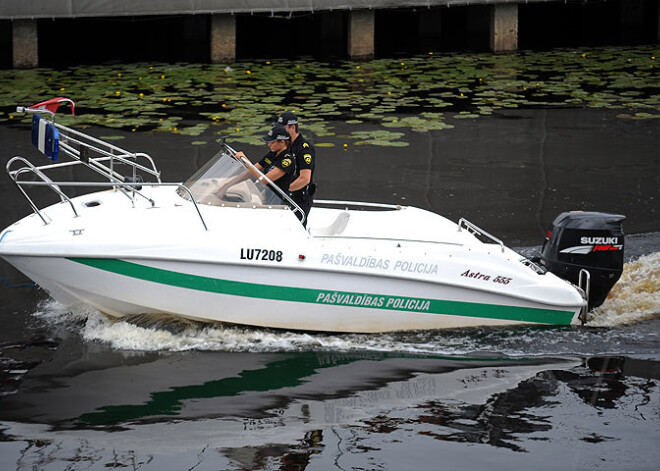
[310,211,350,236]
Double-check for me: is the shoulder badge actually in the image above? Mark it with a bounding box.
[304,154,312,164]
[282,158,291,167]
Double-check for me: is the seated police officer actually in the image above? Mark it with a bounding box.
[277,111,316,227]
[217,124,296,205]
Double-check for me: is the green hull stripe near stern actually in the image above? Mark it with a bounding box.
[67,258,576,325]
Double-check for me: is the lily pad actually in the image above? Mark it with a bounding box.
[0,45,657,147]
[354,140,409,147]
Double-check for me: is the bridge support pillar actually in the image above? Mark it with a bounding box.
[211,14,236,63]
[13,19,38,68]
[348,10,375,59]
[490,4,518,53]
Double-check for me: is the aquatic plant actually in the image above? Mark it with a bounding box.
[0,46,657,146]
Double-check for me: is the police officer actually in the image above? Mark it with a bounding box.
[218,124,295,205]
[277,111,316,227]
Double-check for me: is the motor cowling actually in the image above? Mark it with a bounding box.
[540,211,625,310]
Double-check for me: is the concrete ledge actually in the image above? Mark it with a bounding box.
[0,1,577,20]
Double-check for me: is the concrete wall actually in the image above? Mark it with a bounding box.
[3,0,657,67]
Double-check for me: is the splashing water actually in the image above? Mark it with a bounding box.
[588,252,660,326]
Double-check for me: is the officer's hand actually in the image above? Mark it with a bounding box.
[216,184,228,199]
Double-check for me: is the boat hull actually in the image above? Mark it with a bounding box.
[3,254,581,332]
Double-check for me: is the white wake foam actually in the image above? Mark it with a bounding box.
[588,252,660,326]
[31,300,483,354]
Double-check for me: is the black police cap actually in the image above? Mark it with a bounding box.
[261,124,290,142]
[276,111,299,126]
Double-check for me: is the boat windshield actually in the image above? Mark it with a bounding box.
[177,149,284,207]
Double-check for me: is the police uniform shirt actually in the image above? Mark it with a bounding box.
[290,133,315,193]
[258,150,296,195]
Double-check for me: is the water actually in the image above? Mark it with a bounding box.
[0,49,659,470]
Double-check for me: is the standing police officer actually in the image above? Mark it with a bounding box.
[277,111,316,227]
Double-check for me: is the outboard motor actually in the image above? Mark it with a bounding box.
[540,211,625,310]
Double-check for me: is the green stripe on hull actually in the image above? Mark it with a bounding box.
[67,258,576,325]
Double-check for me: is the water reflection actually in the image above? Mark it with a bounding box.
[355,368,558,453]
[0,329,568,429]
[1,342,657,469]
[347,356,659,455]
[222,430,324,471]
[556,356,660,410]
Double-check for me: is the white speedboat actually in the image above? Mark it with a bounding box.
[0,104,595,332]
